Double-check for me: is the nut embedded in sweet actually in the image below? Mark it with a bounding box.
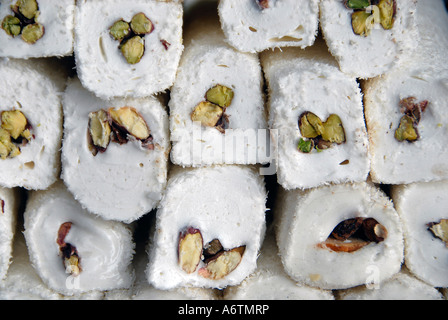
[21,23,44,44]
[130,12,154,35]
[428,219,448,247]
[120,35,145,64]
[203,239,223,258]
[344,0,370,9]
[191,101,224,128]
[205,85,234,109]
[198,246,246,280]
[317,238,369,253]
[0,128,20,160]
[57,222,82,277]
[88,109,111,156]
[351,10,373,37]
[108,106,151,142]
[178,228,203,274]
[378,0,395,30]
[299,112,325,139]
[109,19,131,41]
[395,115,418,142]
[255,0,269,9]
[1,110,29,140]
[322,114,346,144]
[1,15,21,36]
[16,0,39,20]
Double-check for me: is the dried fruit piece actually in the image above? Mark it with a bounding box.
[191,101,224,128]
[299,112,325,139]
[395,115,418,142]
[120,35,145,64]
[16,0,39,20]
[345,0,370,9]
[198,246,246,280]
[322,114,346,144]
[130,12,154,35]
[428,219,448,247]
[1,15,21,37]
[351,10,373,36]
[108,106,151,142]
[378,0,395,30]
[21,23,44,44]
[205,85,234,109]
[57,222,82,277]
[178,228,203,274]
[88,109,111,156]
[109,19,130,41]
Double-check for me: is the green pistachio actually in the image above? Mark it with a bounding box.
[109,20,130,41]
[1,15,21,37]
[299,112,325,139]
[345,0,370,9]
[191,101,224,128]
[298,138,313,154]
[21,23,44,44]
[322,114,346,144]
[378,0,395,30]
[17,0,38,20]
[351,10,373,36]
[206,85,234,108]
[120,35,145,64]
[395,115,418,142]
[130,12,153,35]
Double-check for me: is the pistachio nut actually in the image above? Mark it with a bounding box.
[1,15,21,37]
[21,23,44,44]
[299,112,325,139]
[206,85,234,109]
[191,101,224,128]
[395,115,418,142]
[378,0,395,30]
[109,19,130,41]
[120,35,145,64]
[130,12,153,35]
[322,114,346,144]
[88,109,111,156]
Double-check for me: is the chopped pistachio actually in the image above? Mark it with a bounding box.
[351,10,373,36]
[322,114,346,144]
[1,110,28,140]
[345,0,370,9]
[299,112,325,139]
[108,106,151,141]
[378,0,395,30]
[206,85,234,108]
[0,128,14,160]
[198,246,246,280]
[428,220,448,246]
[1,15,21,37]
[120,36,145,64]
[21,23,44,44]
[17,0,39,20]
[88,110,111,155]
[109,19,130,41]
[395,115,418,142]
[191,101,224,128]
[130,12,153,35]
[298,138,313,154]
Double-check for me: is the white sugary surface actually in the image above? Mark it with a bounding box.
[146,165,267,290]
[0,187,18,281]
[23,181,135,296]
[218,0,319,53]
[337,269,444,300]
[169,13,270,167]
[391,180,448,287]
[0,0,75,58]
[75,0,184,100]
[224,230,334,300]
[0,58,65,190]
[0,230,104,300]
[319,0,417,78]
[275,182,403,290]
[261,41,370,190]
[363,0,448,184]
[62,77,170,223]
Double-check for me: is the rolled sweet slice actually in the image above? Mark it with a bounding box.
[61,77,169,223]
[275,182,403,290]
[146,165,267,290]
[169,11,270,167]
[75,0,183,100]
[319,0,417,78]
[218,0,319,53]
[391,180,448,287]
[23,180,135,296]
[260,40,370,190]
[0,0,75,58]
[337,269,444,300]
[363,0,448,184]
[0,187,19,282]
[223,230,334,300]
[0,58,65,190]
